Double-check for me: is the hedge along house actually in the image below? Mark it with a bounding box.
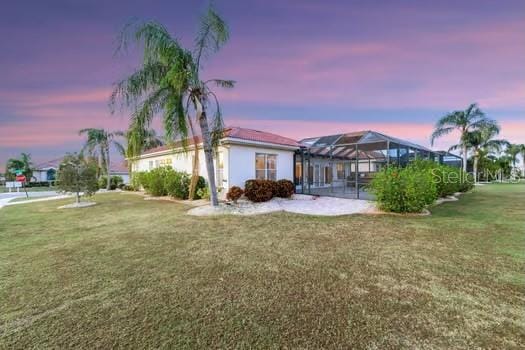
[295,130,462,199]
[130,126,462,200]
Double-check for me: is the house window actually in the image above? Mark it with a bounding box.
[148,161,154,170]
[216,152,224,187]
[336,163,344,179]
[255,153,277,180]
[159,158,172,167]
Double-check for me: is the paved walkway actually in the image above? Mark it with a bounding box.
[0,191,68,209]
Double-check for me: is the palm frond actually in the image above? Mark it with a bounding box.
[163,94,188,145]
[194,4,229,70]
[448,143,462,152]
[430,126,454,146]
[205,79,236,89]
[207,91,224,148]
[110,63,168,112]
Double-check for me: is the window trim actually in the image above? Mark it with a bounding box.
[255,153,277,180]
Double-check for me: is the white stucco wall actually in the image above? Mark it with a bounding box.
[131,146,230,191]
[226,144,295,188]
[130,142,296,191]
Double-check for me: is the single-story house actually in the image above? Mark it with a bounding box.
[32,158,130,184]
[32,158,61,183]
[130,126,462,200]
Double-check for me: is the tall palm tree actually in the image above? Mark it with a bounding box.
[79,128,124,190]
[520,144,525,177]
[431,103,498,172]
[505,143,521,171]
[110,4,234,206]
[449,124,506,182]
[123,127,164,172]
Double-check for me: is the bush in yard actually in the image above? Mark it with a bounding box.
[165,170,190,199]
[275,179,295,198]
[131,172,144,191]
[140,167,172,196]
[244,179,275,202]
[56,154,98,204]
[226,186,244,203]
[137,167,206,199]
[98,175,124,190]
[369,163,437,213]
[194,176,207,199]
[458,172,475,192]
[196,186,210,200]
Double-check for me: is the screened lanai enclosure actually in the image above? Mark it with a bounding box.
[294,130,462,200]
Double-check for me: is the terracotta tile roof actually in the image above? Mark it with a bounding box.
[35,157,63,170]
[110,162,129,173]
[225,126,301,147]
[141,126,301,155]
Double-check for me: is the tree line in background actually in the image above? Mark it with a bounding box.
[431,103,525,182]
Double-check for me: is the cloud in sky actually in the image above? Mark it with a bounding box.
[0,0,524,166]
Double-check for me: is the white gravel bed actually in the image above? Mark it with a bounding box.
[188,194,376,217]
[58,201,97,209]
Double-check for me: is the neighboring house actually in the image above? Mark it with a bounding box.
[130,126,462,200]
[110,162,130,184]
[33,158,130,184]
[32,158,61,183]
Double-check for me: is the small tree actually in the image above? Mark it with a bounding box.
[57,154,98,204]
[5,152,34,181]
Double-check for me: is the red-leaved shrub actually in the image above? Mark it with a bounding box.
[244,179,275,202]
[226,186,244,203]
[275,179,295,198]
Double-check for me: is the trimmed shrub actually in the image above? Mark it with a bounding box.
[136,167,208,199]
[131,172,144,191]
[165,171,190,199]
[459,172,474,192]
[98,175,124,190]
[226,186,244,203]
[140,167,172,196]
[196,186,210,200]
[369,163,437,213]
[275,179,295,198]
[244,179,275,202]
[194,176,207,199]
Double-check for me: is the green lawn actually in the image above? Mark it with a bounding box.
[1,185,524,349]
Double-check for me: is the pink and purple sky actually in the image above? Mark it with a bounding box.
[1,0,524,167]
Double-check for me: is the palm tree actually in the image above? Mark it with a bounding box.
[123,127,164,173]
[520,144,525,177]
[110,4,234,206]
[431,103,498,172]
[449,124,506,182]
[79,128,124,190]
[505,143,521,172]
[124,127,163,158]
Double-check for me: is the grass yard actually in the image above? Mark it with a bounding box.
[1,184,524,349]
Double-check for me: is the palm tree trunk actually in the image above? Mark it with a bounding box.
[473,155,479,183]
[522,152,525,177]
[462,144,468,172]
[195,98,219,207]
[188,117,200,200]
[106,144,111,191]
